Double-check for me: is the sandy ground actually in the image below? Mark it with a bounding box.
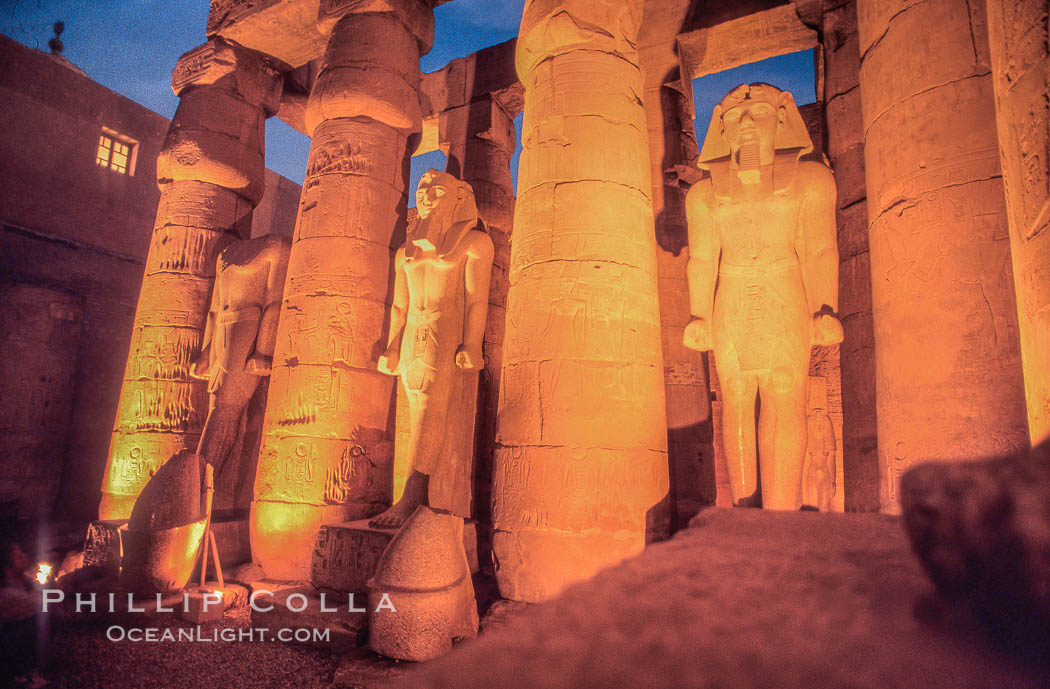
[42,605,339,689]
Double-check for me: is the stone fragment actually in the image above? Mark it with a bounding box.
[127,450,201,532]
[369,506,478,661]
[900,439,1050,648]
[82,519,125,574]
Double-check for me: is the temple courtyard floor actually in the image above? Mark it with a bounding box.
[40,509,1049,689]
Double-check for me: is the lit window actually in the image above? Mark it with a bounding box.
[96,130,137,175]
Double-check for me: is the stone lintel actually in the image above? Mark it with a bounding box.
[677,3,818,80]
[208,0,329,70]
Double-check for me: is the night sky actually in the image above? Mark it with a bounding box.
[2,0,814,195]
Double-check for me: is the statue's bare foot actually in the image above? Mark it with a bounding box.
[369,470,429,529]
[369,499,419,529]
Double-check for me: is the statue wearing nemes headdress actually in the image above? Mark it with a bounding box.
[684,83,843,510]
[370,170,494,528]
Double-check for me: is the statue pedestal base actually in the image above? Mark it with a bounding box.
[312,518,480,593]
[312,520,396,593]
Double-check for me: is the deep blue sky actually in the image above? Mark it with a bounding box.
[2,1,813,198]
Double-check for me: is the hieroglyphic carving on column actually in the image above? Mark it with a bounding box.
[985,0,1050,444]
[857,0,1029,512]
[250,0,432,580]
[492,0,669,602]
[101,38,281,520]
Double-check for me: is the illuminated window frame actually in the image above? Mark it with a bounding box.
[96,128,138,176]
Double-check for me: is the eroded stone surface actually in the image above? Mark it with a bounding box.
[102,38,281,521]
[251,2,430,580]
[190,234,291,513]
[368,506,478,661]
[311,519,394,593]
[900,439,1050,650]
[393,509,1048,689]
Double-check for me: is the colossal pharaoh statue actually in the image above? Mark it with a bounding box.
[190,234,291,506]
[684,83,842,510]
[370,170,494,528]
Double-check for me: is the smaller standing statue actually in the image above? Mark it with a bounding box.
[684,83,842,510]
[190,234,290,507]
[802,377,836,511]
[367,170,492,661]
[370,169,494,528]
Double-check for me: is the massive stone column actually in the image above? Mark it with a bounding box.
[100,39,280,519]
[442,95,517,532]
[984,0,1050,445]
[823,0,879,511]
[250,0,432,580]
[856,0,1028,512]
[493,0,669,602]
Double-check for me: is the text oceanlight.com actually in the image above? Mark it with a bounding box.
[106,626,331,643]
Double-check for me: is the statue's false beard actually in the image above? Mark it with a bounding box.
[736,140,762,184]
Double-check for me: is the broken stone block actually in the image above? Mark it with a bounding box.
[312,520,395,593]
[369,506,478,661]
[901,439,1050,648]
[82,519,125,574]
[181,585,227,624]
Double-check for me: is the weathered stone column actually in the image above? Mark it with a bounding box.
[984,0,1050,445]
[442,95,517,530]
[857,0,1028,512]
[493,0,669,601]
[100,39,280,519]
[823,0,879,511]
[250,0,432,580]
